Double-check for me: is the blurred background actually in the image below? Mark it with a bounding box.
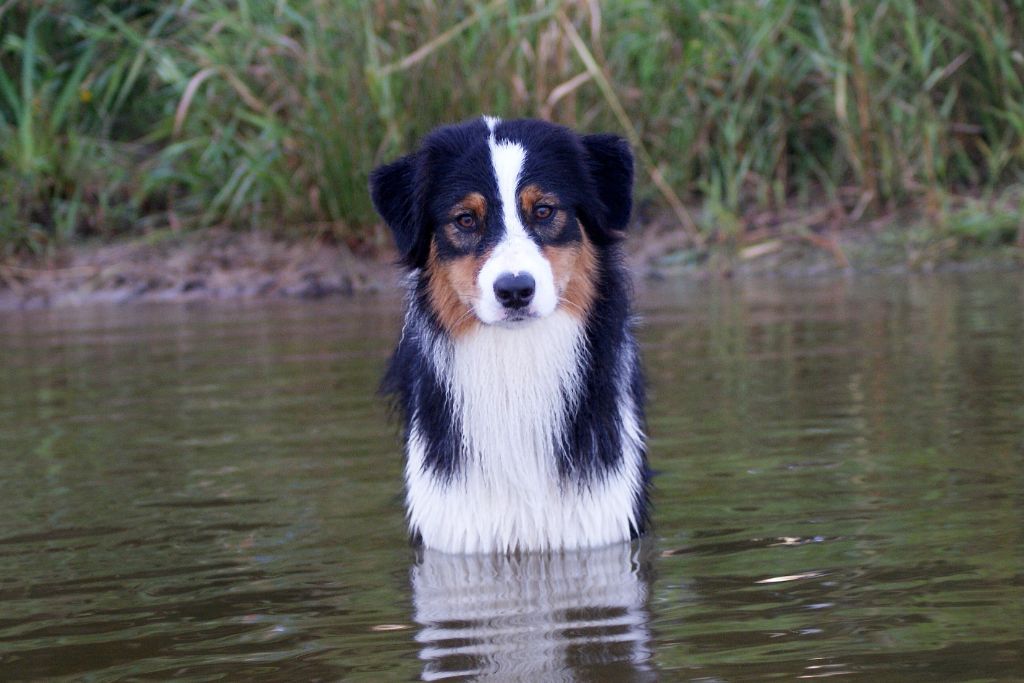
[1,0,1022,268]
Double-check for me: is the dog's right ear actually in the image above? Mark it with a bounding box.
[579,133,634,245]
[370,153,429,269]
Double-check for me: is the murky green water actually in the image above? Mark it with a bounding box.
[1,272,1022,681]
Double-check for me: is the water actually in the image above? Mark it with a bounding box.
[0,272,1021,681]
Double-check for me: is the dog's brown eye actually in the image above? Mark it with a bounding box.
[455,213,478,231]
[534,205,554,221]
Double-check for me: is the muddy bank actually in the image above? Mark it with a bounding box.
[0,230,396,311]
[1,226,1021,311]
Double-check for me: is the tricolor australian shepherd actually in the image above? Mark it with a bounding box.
[370,116,649,553]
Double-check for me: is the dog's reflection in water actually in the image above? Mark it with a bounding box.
[411,542,655,682]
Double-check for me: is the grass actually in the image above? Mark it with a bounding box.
[0,0,1022,260]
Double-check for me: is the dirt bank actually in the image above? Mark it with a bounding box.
[1,222,1021,311]
[0,230,397,311]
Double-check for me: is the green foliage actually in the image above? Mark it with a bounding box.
[0,0,1023,252]
[0,3,168,253]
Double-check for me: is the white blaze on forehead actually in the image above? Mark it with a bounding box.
[474,116,558,323]
[488,137,528,241]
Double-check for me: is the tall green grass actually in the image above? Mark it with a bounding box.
[1,0,1022,254]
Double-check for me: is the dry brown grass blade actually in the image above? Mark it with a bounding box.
[374,0,508,78]
[541,71,592,118]
[556,10,702,245]
[840,0,877,205]
[174,67,217,136]
[800,232,850,269]
[174,66,269,136]
[220,68,269,113]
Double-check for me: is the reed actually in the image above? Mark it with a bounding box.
[1,0,1022,255]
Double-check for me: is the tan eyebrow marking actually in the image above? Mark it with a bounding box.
[520,184,567,239]
[442,192,487,249]
[450,192,487,219]
[519,184,558,214]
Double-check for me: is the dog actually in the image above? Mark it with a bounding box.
[370,116,649,553]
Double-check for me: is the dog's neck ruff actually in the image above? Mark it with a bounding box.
[405,310,644,553]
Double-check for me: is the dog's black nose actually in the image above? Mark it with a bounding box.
[494,272,535,310]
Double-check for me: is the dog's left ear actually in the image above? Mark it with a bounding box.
[369,153,429,269]
[581,133,634,243]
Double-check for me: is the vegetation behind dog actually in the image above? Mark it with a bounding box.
[1,1,1022,266]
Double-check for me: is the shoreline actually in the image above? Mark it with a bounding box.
[1,224,1021,312]
[0,230,395,312]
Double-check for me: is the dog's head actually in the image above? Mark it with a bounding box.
[370,117,633,334]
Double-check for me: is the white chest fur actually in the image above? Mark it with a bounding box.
[405,311,644,553]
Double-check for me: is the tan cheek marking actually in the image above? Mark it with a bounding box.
[543,227,597,321]
[426,242,487,337]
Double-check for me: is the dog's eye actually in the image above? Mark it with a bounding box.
[533,205,554,221]
[454,213,478,232]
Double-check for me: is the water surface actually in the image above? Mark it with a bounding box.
[1,272,1021,680]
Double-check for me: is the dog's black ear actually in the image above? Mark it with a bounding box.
[370,153,429,268]
[581,133,634,243]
